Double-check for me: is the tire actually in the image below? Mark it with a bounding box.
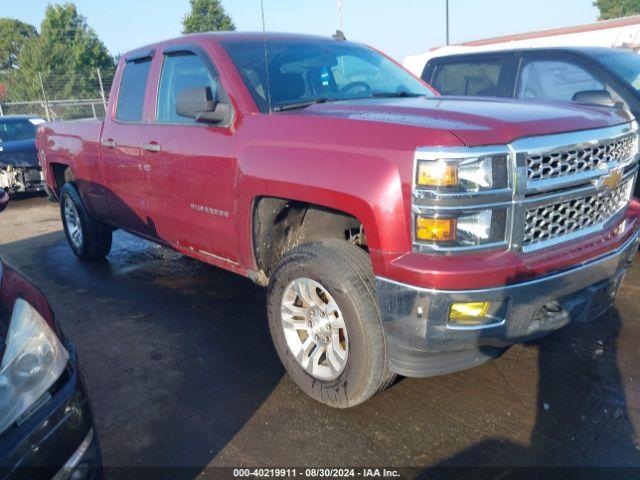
[60,183,112,261]
[267,239,395,408]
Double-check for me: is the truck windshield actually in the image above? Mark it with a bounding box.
[591,49,640,93]
[0,119,40,143]
[221,38,433,112]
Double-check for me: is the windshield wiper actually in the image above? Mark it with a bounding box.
[273,92,425,111]
[371,91,425,98]
[273,98,331,112]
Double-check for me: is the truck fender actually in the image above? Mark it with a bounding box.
[236,146,410,274]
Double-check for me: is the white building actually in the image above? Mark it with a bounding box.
[404,15,640,77]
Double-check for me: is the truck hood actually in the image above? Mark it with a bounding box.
[294,96,634,146]
[0,139,38,167]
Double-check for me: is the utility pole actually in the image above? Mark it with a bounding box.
[97,68,107,113]
[445,0,450,45]
[38,73,51,121]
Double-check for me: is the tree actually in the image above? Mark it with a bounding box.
[594,0,640,19]
[5,2,115,102]
[0,19,37,72]
[182,0,235,34]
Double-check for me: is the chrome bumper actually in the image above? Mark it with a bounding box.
[52,429,95,480]
[376,230,640,377]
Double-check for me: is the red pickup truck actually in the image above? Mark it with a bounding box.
[37,33,640,408]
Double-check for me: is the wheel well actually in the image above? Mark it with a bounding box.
[252,197,366,277]
[50,163,73,197]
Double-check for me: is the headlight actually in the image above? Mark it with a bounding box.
[415,154,508,191]
[413,148,511,253]
[0,299,68,434]
[456,210,493,244]
[416,161,458,187]
[415,209,507,248]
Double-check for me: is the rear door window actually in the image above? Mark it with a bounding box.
[116,58,152,122]
[516,59,604,101]
[430,58,504,96]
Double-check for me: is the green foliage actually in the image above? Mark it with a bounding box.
[0,19,37,72]
[182,0,235,34]
[594,0,640,19]
[4,2,115,101]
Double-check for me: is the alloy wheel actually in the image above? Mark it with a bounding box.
[64,196,83,250]
[281,277,349,380]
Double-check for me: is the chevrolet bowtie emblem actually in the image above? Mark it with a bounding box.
[601,170,622,190]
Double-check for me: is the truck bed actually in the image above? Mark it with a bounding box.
[37,119,104,200]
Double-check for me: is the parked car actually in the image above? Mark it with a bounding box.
[0,190,100,480]
[0,116,47,195]
[37,33,640,408]
[421,47,640,196]
[421,47,640,104]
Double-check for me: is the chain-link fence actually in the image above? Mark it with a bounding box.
[0,98,107,120]
[0,68,114,121]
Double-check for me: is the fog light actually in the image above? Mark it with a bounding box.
[416,217,456,242]
[417,161,458,187]
[449,301,490,325]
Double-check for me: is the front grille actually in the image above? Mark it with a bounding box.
[523,178,633,247]
[526,134,637,181]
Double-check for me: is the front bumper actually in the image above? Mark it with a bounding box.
[376,229,640,378]
[0,347,101,480]
[0,166,45,194]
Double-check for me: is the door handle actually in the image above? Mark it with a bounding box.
[102,139,116,148]
[142,143,161,153]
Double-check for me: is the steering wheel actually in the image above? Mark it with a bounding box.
[339,81,372,95]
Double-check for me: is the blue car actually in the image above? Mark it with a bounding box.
[0,116,46,194]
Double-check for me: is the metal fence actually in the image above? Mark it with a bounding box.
[0,68,113,121]
[0,98,107,120]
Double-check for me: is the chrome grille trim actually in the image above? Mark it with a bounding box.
[523,178,634,250]
[512,123,639,196]
[526,133,637,182]
[515,122,639,252]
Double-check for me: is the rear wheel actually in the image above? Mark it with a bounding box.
[267,240,395,408]
[60,183,112,261]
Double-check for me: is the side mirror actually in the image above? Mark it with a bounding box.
[0,189,9,213]
[572,90,615,107]
[176,86,229,124]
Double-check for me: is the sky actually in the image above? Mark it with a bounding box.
[4,0,600,61]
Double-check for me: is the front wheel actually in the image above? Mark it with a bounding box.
[267,240,394,408]
[60,183,112,261]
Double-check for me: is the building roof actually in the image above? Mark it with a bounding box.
[428,46,640,62]
[461,15,640,47]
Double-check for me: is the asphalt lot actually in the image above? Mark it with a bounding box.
[2,196,640,479]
